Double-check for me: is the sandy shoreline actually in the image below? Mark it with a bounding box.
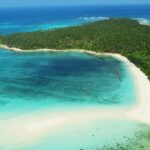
[109,54,150,124]
[0,44,150,125]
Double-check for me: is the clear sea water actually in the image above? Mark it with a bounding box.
[0,5,150,34]
[0,50,135,110]
[0,49,137,150]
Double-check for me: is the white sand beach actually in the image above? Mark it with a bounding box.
[105,53,150,124]
[0,45,150,148]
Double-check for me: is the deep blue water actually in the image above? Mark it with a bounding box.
[0,5,150,34]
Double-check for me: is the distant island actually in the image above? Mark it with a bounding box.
[0,18,150,79]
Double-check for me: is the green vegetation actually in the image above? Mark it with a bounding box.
[0,18,150,79]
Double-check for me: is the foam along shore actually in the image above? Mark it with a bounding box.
[1,44,150,125]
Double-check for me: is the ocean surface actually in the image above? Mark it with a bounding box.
[0,5,150,34]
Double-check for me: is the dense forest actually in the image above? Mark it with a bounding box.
[0,18,150,79]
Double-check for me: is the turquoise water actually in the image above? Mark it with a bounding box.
[0,50,135,112]
[0,49,137,149]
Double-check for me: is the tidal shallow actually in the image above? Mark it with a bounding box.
[0,49,139,149]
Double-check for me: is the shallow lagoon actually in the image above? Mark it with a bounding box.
[0,49,139,149]
[0,50,135,110]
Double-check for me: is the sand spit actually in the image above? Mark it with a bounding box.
[107,54,150,124]
[0,107,128,148]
